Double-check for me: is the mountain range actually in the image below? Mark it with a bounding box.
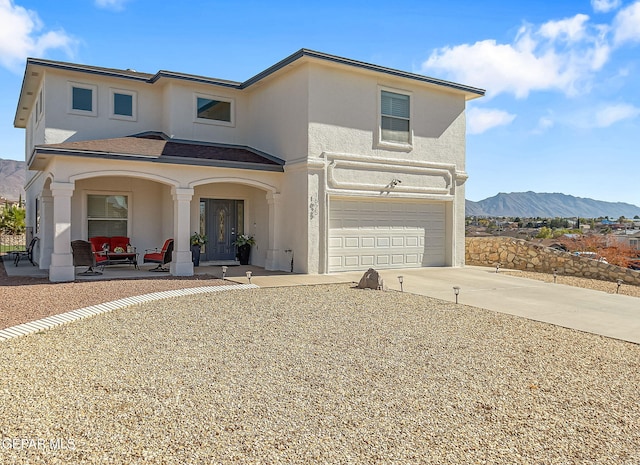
[1,158,639,218]
[466,192,640,219]
[0,158,26,202]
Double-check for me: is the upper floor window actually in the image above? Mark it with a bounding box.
[380,89,411,146]
[69,82,97,116]
[35,88,43,123]
[110,88,137,121]
[195,94,234,126]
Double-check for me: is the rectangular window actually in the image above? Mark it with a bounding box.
[381,90,411,144]
[110,88,137,121]
[35,88,43,123]
[195,94,234,126]
[87,194,128,237]
[69,82,97,116]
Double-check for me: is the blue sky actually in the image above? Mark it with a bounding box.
[1,0,639,205]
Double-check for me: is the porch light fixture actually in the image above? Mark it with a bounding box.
[617,279,622,294]
[246,270,252,284]
[221,266,228,280]
[398,275,404,292]
[453,286,460,304]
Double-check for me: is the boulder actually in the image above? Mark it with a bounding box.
[357,268,384,290]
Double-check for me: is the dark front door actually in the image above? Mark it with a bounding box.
[202,199,243,261]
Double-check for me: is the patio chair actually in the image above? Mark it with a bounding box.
[143,239,173,272]
[13,236,38,266]
[71,240,103,276]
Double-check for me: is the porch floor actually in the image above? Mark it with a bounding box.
[1,256,295,282]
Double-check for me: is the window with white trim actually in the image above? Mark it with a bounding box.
[110,88,137,121]
[380,90,411,145]
[69,82,97,116]
[87,194,129,237]
[195,94,234,126]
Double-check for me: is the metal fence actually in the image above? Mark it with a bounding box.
[0,230,29,255]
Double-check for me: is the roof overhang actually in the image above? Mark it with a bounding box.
[29,132,285,172]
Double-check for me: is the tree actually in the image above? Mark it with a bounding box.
[0,204,26,234]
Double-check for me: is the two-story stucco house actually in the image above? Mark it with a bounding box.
[14,49,484,282]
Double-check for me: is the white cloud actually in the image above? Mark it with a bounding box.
[594,103,640,127]
[591,0,621,13]
[95,0,129,11]
[613,1,640,45]
[0,0,76,72]
[466,107,516,134]
[539,14,590,42]
[423,14,611,99]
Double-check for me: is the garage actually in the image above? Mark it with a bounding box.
[328,199,446,272]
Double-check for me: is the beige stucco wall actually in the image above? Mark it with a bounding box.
[22,57,471,276]
[40,68,162,148]
[466,237,640,285]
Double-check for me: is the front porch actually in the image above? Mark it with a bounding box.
[2,254,290,283]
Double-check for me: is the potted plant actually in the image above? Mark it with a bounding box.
[233,234,255,265]
[190,232,207,266]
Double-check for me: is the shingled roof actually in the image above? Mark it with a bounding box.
[34,132,284,172]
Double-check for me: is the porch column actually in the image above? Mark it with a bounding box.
[49,182,75,282]
[39,192,53,270]
[170,187,194,276]
[265,192,282,271]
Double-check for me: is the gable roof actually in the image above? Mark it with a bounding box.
[15,49,485,126]
[31,132,284,172]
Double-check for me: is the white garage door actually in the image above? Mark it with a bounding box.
[328,199,446,272]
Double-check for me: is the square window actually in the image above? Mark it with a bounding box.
[114,93,133,116]
[110,88,137,121]
[69,82,97,116]
[73,87,93,112]
[87,194,129,237]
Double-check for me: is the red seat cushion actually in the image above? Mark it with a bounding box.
[90,236,110,251]
[144,252,163,262]
[90,242,109,263]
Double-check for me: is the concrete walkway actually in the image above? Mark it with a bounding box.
[3,256,638,344]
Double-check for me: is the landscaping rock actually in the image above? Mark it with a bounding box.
[357,268,384,290]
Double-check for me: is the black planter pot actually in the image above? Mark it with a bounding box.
[191,245,201,266]
[237,244,251,265]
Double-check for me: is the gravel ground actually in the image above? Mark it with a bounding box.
[501,270,640,297]
[0,259,229,330]
[0,285,639,464]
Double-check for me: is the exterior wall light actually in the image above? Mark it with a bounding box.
[398,275,404,292]
[246,270,252,284]
[221,265,228,280]
[453,286,460,304]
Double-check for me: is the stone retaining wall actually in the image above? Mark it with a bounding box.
[466,237,640,286]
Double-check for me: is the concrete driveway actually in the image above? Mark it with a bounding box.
[238,266,640,345]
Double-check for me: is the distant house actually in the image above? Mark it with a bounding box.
[610,230,640,251]
[14,49,484,282]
